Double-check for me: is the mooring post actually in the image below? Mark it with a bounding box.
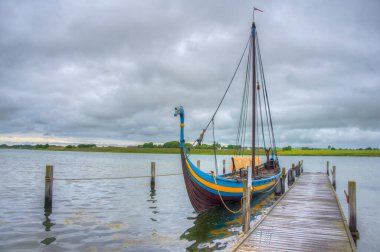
[44,165,53,209]
[242,179,250,233]
[275,175,282,195]
[281,167,286,194]
[348,181,359,242]
[287,169,292,186]
[295,163,300,177]
[223,159,226,174]
[298,161,301,174]
[291,163,295,182]
[197,160,200,169]
[327,161,330,176]
[151,162,156,190]
[301,160,303,173]
[332,165,336,190]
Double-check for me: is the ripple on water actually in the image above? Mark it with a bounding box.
[1,150,377,251]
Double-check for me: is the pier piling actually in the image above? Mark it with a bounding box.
[281,167,286,194]
[298,161,302,173]
[332,165,336,190]
[275,177,282,195]
[348,181,360,242]
[151,162,156,190]
[242,179,250,233]
[44,165,53,209]
[291,163,295,183]
[287,168,293,186]
[326,161,330,176]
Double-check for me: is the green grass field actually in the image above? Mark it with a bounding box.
[46,146,380,157]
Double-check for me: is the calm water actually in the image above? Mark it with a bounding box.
[0,149,378,251]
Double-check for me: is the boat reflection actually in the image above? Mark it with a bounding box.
[181,191,277,251]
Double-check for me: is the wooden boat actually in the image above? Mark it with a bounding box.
[175,9,281,213]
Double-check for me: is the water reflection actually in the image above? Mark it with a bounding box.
[148,188,158,221]
[181,191,277,251]
[41,207,56,245]
[3,150,373,251]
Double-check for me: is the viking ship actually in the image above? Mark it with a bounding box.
[175,9,281,213]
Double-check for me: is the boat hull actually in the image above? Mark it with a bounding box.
[180,149,280,213]
[181,149,242,212]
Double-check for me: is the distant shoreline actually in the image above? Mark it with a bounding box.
[2,147,380,157]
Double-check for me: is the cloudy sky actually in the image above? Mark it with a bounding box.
[0,0,379,148]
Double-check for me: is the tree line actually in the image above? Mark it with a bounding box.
[137,141,243,149]
[0,143,378,151]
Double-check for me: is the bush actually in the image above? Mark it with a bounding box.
[163,141,180,148]
[282,146,292,151]
[78,144,96,148]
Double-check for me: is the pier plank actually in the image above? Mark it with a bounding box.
[232,172,356,252]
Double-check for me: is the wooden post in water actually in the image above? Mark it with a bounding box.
[151,162,156,190]
[242,179,250,233]
[287,169,292,186]
[197,160,200,169]
[44,165,53,209]
[275,176,282,195]
[295,162,300,177]
[327,161,330,176]
[348,181,359,242]
[332,165,336,190]
[301,160,303,173]
[281,167,286,194]
[291,163,295,182]
[223,160,226,174]
[298,161,301,174]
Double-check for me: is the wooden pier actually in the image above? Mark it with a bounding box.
[232,172,357,252]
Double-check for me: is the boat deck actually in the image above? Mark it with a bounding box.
[221,166,279,181]
[231,172,356,251]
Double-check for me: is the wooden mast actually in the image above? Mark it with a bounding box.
[251,19,257,177]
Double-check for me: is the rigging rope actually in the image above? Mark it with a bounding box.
[191,30,279,166]
[235,39,252,156]
[193,37,251,147]
[257,40,273,153]
[258,82,266,149]
[256,33,278,158]
[212,118,219,174]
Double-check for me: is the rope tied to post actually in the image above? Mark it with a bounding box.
[260,176,282,194]
[212,173,245,214]
[53,172,183,181]
[344,190,349,203]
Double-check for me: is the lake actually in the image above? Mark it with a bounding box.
[0,149,378,251]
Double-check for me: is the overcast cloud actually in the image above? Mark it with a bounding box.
[0,0,379,148]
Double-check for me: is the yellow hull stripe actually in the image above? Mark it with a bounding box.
[186,159,275,193]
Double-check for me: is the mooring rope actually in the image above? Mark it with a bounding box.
[212,173,244,214]
[211,169,284,214]
[258,175,282,194]
[53,172,183,181]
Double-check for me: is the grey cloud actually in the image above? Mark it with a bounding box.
[0,0,379,148]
